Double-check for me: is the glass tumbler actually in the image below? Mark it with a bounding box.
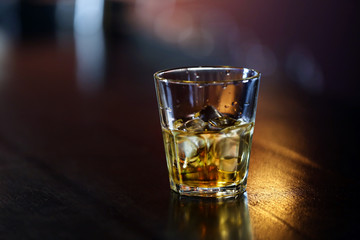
[154,66,260,197]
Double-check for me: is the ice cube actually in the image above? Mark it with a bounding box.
[208,116,237,131]
[184,119,206,132]
[219,157,238,172]
[197,105,223,122]
[173,119,185,130]
[177,135,205,168]
[215,136,240,172]
[178,137,197,159]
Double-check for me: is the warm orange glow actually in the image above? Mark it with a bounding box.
[167,193,253,240]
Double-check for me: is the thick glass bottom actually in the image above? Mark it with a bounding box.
[170,179,246,198]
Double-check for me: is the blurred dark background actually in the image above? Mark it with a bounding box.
[0,1,360,239]
[1,0,359,99]
[1,0,359,176]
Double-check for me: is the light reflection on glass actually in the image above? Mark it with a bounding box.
[74,0,105,92]
[74,0,104,35]
[0,28,11,84]
[167,192,253,240]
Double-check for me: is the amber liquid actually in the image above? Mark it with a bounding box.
[162,121,254,189]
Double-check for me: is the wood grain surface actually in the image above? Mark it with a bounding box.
[0,37,359,240]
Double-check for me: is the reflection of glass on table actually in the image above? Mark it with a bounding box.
[167,192,253,240]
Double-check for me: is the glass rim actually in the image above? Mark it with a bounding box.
[154,66,261,84]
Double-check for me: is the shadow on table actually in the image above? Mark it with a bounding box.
[166,192,252,240]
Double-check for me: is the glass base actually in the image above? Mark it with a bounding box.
[170,180,247,198]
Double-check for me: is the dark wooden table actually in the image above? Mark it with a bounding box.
[0,36,359,240]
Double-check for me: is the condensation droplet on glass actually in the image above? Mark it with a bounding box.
[232,101,238,106]
[222,85,227,89]
[224,105,229,108]
[166,107,172,112]
[226,70,230,76]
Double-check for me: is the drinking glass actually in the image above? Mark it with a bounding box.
[154,66,260,197]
